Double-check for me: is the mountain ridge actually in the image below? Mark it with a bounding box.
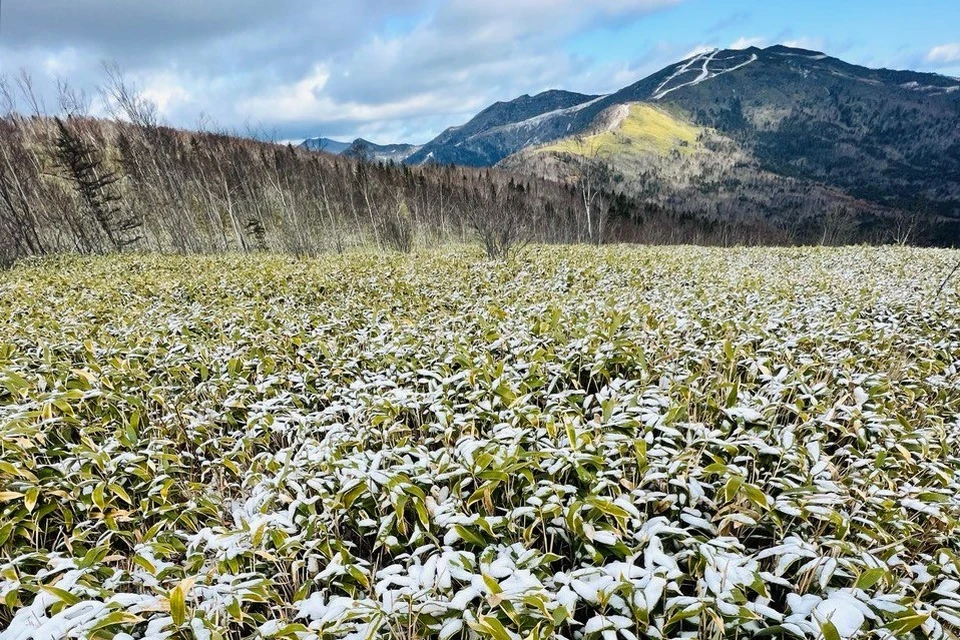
[408,44,960,236]
[299,45,960,238]
[299,136,421,162]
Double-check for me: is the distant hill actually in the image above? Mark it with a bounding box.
[300,137,353,154]
[409,45,960,240]
[299,137,421,163]
[342,138,422,163]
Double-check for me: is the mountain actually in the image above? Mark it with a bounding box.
[405,90,600,166]
[411,45,960,239]
[299,137,421,163]
[342,138,422,163]
[300,137,353,154]
[609,45,960,216]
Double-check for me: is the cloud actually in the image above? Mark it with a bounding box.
[139,73,194,117]
[729,36,767,50]
[0,0,682,144]
[704,11,751,35]
[926,43,960,64]
[681,45,717,60]
[0,1,408,66]
[226,0,682,139]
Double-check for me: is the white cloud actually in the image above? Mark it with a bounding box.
[241,64,484,127]
[41,48,84,76]
[681,44,717,60]
[926,43,960,64]
[235,0,681,141]
[140,73,193,117]
[729,36,767,50]
[0,0,685,143]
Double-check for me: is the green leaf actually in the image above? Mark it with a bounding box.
[0,522,13,547]
[742,484,769,509]
[551,605,570,626]
[453,525,486,547]
[886,613,929,635]
[92,483,106,510]
[482,573,503,595]
[109,482,133,505]
[89,611,143,630]
[40,585,81,606]
[854,567,886,590]
[341,481,366,508]
[476,615,513,640]
[24,487,39,513]
[820,620,842,640]
[79,546,110,569]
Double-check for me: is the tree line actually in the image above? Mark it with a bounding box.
[0,69,846,266]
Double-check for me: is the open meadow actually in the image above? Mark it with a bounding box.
[1,246,960,640]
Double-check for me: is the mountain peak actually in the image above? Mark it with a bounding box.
[299,137,352,154]
[300,136,421,162]
[762,44,826,56]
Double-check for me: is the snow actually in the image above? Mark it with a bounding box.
[901,81,960,94]
[652,50,758,100]
[4,248,960,639]
[725,405,764,422]
[776,51,829,60]
[813,591,869,638]
[465,95,608,143]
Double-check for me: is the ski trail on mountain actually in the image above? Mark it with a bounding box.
[652,51,758,100]
[652,50,713,99]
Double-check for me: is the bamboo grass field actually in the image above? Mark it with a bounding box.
[1,246,960,639]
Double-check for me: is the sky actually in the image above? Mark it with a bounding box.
[1,0,959,145]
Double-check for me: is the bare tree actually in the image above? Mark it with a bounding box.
[16,69,46,118]
[462,183,531,261]
[571,136,613,245]
[57,77,91,118]
[353,160,383,249]
[100,61,158,128]
[382,195,415,253]
[819,204,856,246]
[892,206,928,246]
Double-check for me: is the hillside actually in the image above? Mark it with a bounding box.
[300,137,353,154]
[0,115,599,265]
[343,138,422,163]
[411,45,960,240]
[299,137,422,162]
[501,101,901,237]
[535,103,700,157]
[630,46,960,216]
[405,90,600,166]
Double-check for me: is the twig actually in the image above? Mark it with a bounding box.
[936,259,960,299]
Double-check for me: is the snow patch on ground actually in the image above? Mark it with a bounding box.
[901,81,960,95]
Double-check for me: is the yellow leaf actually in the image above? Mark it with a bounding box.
[170,577,197,626]
[24,487,39,513]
